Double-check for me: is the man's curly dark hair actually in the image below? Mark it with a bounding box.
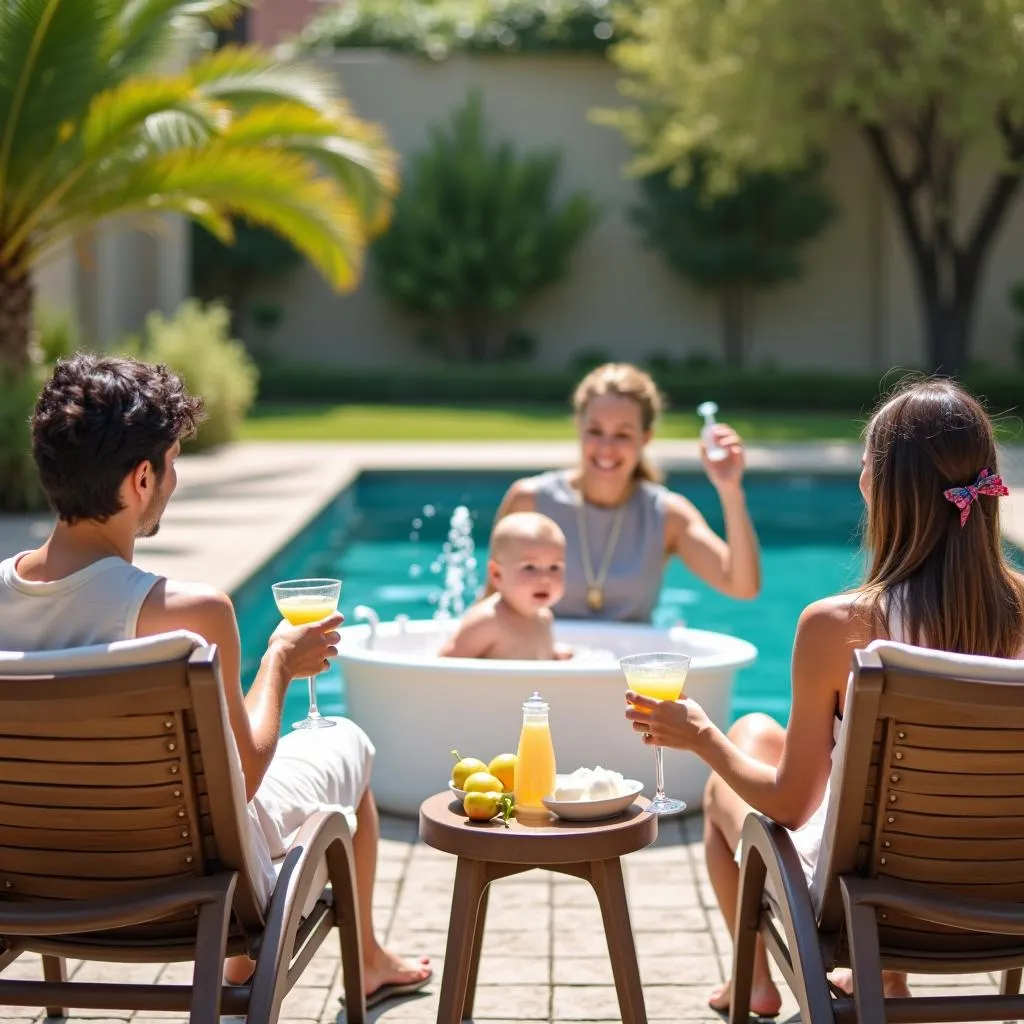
[31,354,205,523]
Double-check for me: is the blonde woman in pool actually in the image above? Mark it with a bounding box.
[440,512,572,660]
[489,363,761,621]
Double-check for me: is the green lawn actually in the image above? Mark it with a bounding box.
[241,403,869,442]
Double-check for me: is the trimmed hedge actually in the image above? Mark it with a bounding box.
[298,0,615,59]
[254,362,1024,415]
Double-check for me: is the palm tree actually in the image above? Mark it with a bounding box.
[0,0,397,373]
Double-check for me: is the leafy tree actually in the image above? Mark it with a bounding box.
[0,0,397,376]
[599,0,1024,374]
[633,161,836,367]
[373,92,599,362]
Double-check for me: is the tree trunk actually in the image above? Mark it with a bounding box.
[718,282,745,368]
[862,120,1024,375]
[0,263,33,374]
[460,311,492,363]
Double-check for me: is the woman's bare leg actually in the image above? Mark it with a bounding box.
[703,712,786,1017]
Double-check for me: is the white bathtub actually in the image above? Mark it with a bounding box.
[337,618,758,817]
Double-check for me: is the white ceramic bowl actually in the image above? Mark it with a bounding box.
[449,780,514,804]
[542,779,644,821]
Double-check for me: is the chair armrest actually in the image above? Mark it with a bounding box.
[248,810,358,1018]
[0,873,237,937]
[736,812,820,940]
[841,876,1024,937]
[730,813,834,1024]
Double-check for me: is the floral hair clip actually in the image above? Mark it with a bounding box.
[943,468,1009,528]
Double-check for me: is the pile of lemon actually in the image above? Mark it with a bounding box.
[451,750,516,823]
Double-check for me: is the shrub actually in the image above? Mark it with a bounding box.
[252,360,1024,420]
[0,366,44,512]
[125,300,259,450]
[372,92,599,362]
[299,0,616,59]
[0,314,87,513]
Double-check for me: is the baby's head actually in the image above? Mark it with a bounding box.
[489,512,567,615]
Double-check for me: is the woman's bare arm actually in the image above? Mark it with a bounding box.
[627,594,871,828]
[665,489,761,600]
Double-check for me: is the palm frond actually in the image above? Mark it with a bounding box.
[0,0,111,216]
[30,146,365,290]
[105,0,251,75]
[223,103,397,232]
[190,45,341,112]
[81,75,206,154]
[2,76,221,258]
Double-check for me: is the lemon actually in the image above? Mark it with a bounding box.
[463,791,502,821]
[451,749,488,789]
[487,753,517,792]
[463,771,503,794]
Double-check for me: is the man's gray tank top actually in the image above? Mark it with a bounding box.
[528,469,669,622]
[0,552,162,650]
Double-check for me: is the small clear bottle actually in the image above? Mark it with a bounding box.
[514,692,557,820]
[697,401,729,462]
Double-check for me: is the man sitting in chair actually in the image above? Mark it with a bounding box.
[0,354,431,1009]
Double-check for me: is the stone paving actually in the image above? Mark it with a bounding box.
[0,439,1018,1022]
[0,809,1003,1023]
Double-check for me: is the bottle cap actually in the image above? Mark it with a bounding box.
[523,690,549,713]
[697,400,718,424]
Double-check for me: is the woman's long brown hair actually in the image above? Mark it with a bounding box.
[861,378,1024,657]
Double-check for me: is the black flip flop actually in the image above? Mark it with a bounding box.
[340,971,432,1010]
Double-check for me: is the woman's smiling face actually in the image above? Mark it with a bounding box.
[577,394,650,484]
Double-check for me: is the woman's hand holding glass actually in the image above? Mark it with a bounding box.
[624,690,713,753]
[701,423,746,491]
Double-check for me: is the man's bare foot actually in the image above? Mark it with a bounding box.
[828,968,911,1000]
[363,946,432,1000]
[708,977,783,1018]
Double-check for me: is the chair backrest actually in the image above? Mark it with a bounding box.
[813,640,1024,959]
[0,633,268,948]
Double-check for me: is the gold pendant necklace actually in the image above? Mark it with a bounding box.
[576,494,627,613]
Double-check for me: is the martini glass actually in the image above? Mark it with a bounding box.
[619,651,691,814]
[271,578,342,730]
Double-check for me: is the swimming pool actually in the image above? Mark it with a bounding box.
[232,470,866,729]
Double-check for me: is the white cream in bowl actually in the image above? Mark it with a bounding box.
[553,767,630,802]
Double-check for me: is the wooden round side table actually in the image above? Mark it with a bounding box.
[419,791,658,1024]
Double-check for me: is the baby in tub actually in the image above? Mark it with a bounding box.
[440,512,572,660]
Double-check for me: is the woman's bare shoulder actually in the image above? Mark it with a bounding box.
[499,476,540,514]
[798,590,876,645]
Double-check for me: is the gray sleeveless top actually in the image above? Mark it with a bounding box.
[529,469,669,622]
[0,552,162,650]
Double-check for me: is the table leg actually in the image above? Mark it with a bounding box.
[589,857,647,1024]
[436,857,488,1024]
[462,880,490,1020]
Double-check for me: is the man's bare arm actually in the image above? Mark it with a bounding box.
[137,579,339,800]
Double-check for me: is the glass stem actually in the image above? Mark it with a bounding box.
[654,744,666,800]
[306,675,321,720]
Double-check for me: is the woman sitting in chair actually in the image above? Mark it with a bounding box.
[624,377,1024,1016]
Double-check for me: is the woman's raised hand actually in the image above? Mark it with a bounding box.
[625,690,712,750]
[701,423,746,491]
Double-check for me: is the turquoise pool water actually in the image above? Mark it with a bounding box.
[233,470,866,729]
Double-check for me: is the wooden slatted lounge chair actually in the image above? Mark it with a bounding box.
[730,639,1024,1024]
[0,632,365,1024]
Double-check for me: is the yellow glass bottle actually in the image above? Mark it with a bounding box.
[515,691,557,821]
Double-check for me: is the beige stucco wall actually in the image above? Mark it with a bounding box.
[35,218,187,347]
[242,51,1024,372]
